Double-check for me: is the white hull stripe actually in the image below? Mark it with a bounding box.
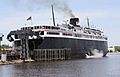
[41,35,107,42]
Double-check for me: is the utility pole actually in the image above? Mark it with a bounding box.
[0,33,4,54]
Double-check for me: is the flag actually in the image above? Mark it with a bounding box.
[27,16,32,21]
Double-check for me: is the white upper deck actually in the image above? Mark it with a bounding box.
[20,24,107,41]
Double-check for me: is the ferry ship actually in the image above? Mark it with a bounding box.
[7,6,108,60]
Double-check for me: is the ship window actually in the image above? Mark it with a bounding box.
[24,27,26,30]
[21,28,23,30]
[75,34,82,37]
[39,26,41,29]
[22,28,24,30]
[45,26,50,29]
[34,26,37,29]
[47,26,51,29]
[28,27,30,29]
[34,26,39,29]
[25,27,27,30]
[14,40,21,46]
[63,33,72,36]
[31,27,33,29]
[47,32,59,35]
[40,31,44,35]
[37,26,39,29]
[84,35,89,38]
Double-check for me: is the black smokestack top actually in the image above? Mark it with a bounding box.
[70,18,80,27]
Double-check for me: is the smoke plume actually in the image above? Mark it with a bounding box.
[12,0,75,18]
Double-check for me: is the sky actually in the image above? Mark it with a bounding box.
[0,0,120,46]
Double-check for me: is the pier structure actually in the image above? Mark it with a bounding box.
[7,30,35,60]
[34,48,71,61]
[7,29,72,61]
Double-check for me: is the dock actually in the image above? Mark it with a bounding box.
[34,48,71,61]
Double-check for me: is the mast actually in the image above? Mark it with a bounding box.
[51,5,56,26]
[87,17,90,28]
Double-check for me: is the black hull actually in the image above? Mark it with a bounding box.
[28,37,108,59]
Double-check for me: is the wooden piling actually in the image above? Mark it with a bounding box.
[34,48,71,61]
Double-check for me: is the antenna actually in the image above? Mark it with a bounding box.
[87,17,90,28]
[51,5,56,26]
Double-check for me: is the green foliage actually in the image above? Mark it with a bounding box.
[0,44,12,53]
[115,46,120,52]
[0,44,12,49]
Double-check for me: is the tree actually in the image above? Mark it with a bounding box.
[115,46,120,52]
[0,44,12,53]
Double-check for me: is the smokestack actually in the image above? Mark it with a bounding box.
[70,18,80,27]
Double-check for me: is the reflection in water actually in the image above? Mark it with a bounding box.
[0,54,120,77]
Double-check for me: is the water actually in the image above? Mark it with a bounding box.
[0,54,120,77]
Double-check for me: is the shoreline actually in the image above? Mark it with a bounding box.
[0,60,23,65]
[0,59,34,65]
[0,52,120,65]
[108,52,120,55]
